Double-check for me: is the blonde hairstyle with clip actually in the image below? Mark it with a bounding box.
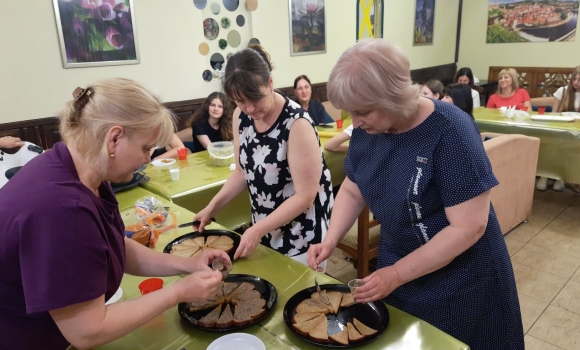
[59,78,175,175]
[497,68,520,94]
[327,39,420,119]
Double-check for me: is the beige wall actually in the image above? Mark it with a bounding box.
[458,0,580,82]
[0,0,458,124]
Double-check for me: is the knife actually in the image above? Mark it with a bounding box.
[178,218,216,228]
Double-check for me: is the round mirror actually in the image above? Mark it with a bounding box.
[202,69,213,82]
[210,53,225,70]
[223,0,239,11]
[227,30,241,48]
[203,18,219,40]
[246,0,258,11]
[193,0,207,10]
[210,2,221,15]
[198,42,210,56]
[248,37,260,45]
[236,15,245,27]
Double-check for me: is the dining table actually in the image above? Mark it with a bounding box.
[106,186,469,350]
[139,123,350,231]
[474,107,580,184]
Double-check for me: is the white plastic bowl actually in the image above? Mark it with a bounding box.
[207,141,234,166]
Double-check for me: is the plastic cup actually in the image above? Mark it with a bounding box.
[347,279,365,293]
[177,147,188,160]
[169,168,180,181]
[336,120,344,129]
[538,106,546,115]
[139,278,164,295]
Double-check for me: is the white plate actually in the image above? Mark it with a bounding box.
[151,158,176,167]
[561,112,580,119]
[105,287,123,305]
[206,333,265,350]
[531,115,575,122]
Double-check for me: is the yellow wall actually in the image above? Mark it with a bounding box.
[458,0,580,82]
[0,0,458,123]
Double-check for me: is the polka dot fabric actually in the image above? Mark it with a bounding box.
[344,100,524,349]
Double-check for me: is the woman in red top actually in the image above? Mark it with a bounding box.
[486,68,531,111]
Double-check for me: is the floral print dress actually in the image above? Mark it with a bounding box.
[238,97,333,257]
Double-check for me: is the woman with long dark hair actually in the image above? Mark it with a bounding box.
[443,83,474,118]
[454,67,481,107]
[184,92,233,153]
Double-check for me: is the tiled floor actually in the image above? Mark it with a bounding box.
[325,187,580,349]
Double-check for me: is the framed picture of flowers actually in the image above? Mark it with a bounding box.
[52,0,140,68]
[288,0,326,56]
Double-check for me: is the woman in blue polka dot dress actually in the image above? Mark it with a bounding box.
[307,40,524,349]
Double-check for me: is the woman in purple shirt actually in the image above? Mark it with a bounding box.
[0,78,228,349]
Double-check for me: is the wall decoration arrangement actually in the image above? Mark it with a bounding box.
[486,0,578,43]
[52,0,139,68]
[288,0,326,56]
[356,0,383,41]
[194,0,258,82]
[413,0,435,45]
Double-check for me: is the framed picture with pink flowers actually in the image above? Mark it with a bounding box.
[52,0,140,68]
[288,0,326,56]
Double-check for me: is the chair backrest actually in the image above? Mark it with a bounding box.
[0,142,44,189]
[322,101,341,121]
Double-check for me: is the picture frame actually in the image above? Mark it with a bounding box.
[52,0,140,68]
[288,0,326,56]
[413,0,435,46]
[356,0,383,41]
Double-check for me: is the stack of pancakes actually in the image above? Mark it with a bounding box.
[292,290,377,345]
[170,235,234,258]
[188,281,267,328]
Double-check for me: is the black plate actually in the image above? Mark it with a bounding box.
[178,274,278,332]
[111,172,149,193]
[283,284,389,348]
[163,229,241,261]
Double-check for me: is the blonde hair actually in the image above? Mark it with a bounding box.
[327,39,420,119]
[59,78,175,174]
[559,66,580,112]
[497,68,520,94]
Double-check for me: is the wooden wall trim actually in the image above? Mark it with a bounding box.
[0,63,457,150]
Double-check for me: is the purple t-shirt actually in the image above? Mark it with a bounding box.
[0,142,126,350]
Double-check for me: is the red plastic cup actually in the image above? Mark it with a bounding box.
[177,147,187,160]
[139,278,164,295]
[537,106,546,115]
[519,106,528,111]
[336,120,344,129]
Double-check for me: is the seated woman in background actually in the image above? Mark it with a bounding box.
[442,83,474,118]
[294,75,334,125]
[324,124,353,152]
[486,68,531,111]
[182,92,233,153]
[454,67,481,107]
[420,79,444,100]
[553,66,580,113]
[150,134,188,160]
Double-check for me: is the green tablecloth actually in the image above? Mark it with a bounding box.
[103,187,468,350]
[139,131,348,231]
[474,107,580,183]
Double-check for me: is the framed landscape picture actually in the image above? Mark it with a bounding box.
[413,0,435,45]
[52,0,140,68]
[288,0,326,56]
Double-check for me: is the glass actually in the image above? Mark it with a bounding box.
[347,279,365,293]
[177,147,188,160]
[211,257,231,279]
[336,120,344,129]
[538,106,546,115]
[169,168,180,181]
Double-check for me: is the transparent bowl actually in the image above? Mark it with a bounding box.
[207,141,234,166]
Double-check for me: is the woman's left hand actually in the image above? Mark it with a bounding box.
[184,248,231,274]
[233,228,262,260]
[354,266,404,304]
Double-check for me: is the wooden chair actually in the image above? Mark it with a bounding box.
[336,206,381,279]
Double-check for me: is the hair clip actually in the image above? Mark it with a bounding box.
[73,87,86,100]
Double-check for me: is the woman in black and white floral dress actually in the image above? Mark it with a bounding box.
[194,45,333,266]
